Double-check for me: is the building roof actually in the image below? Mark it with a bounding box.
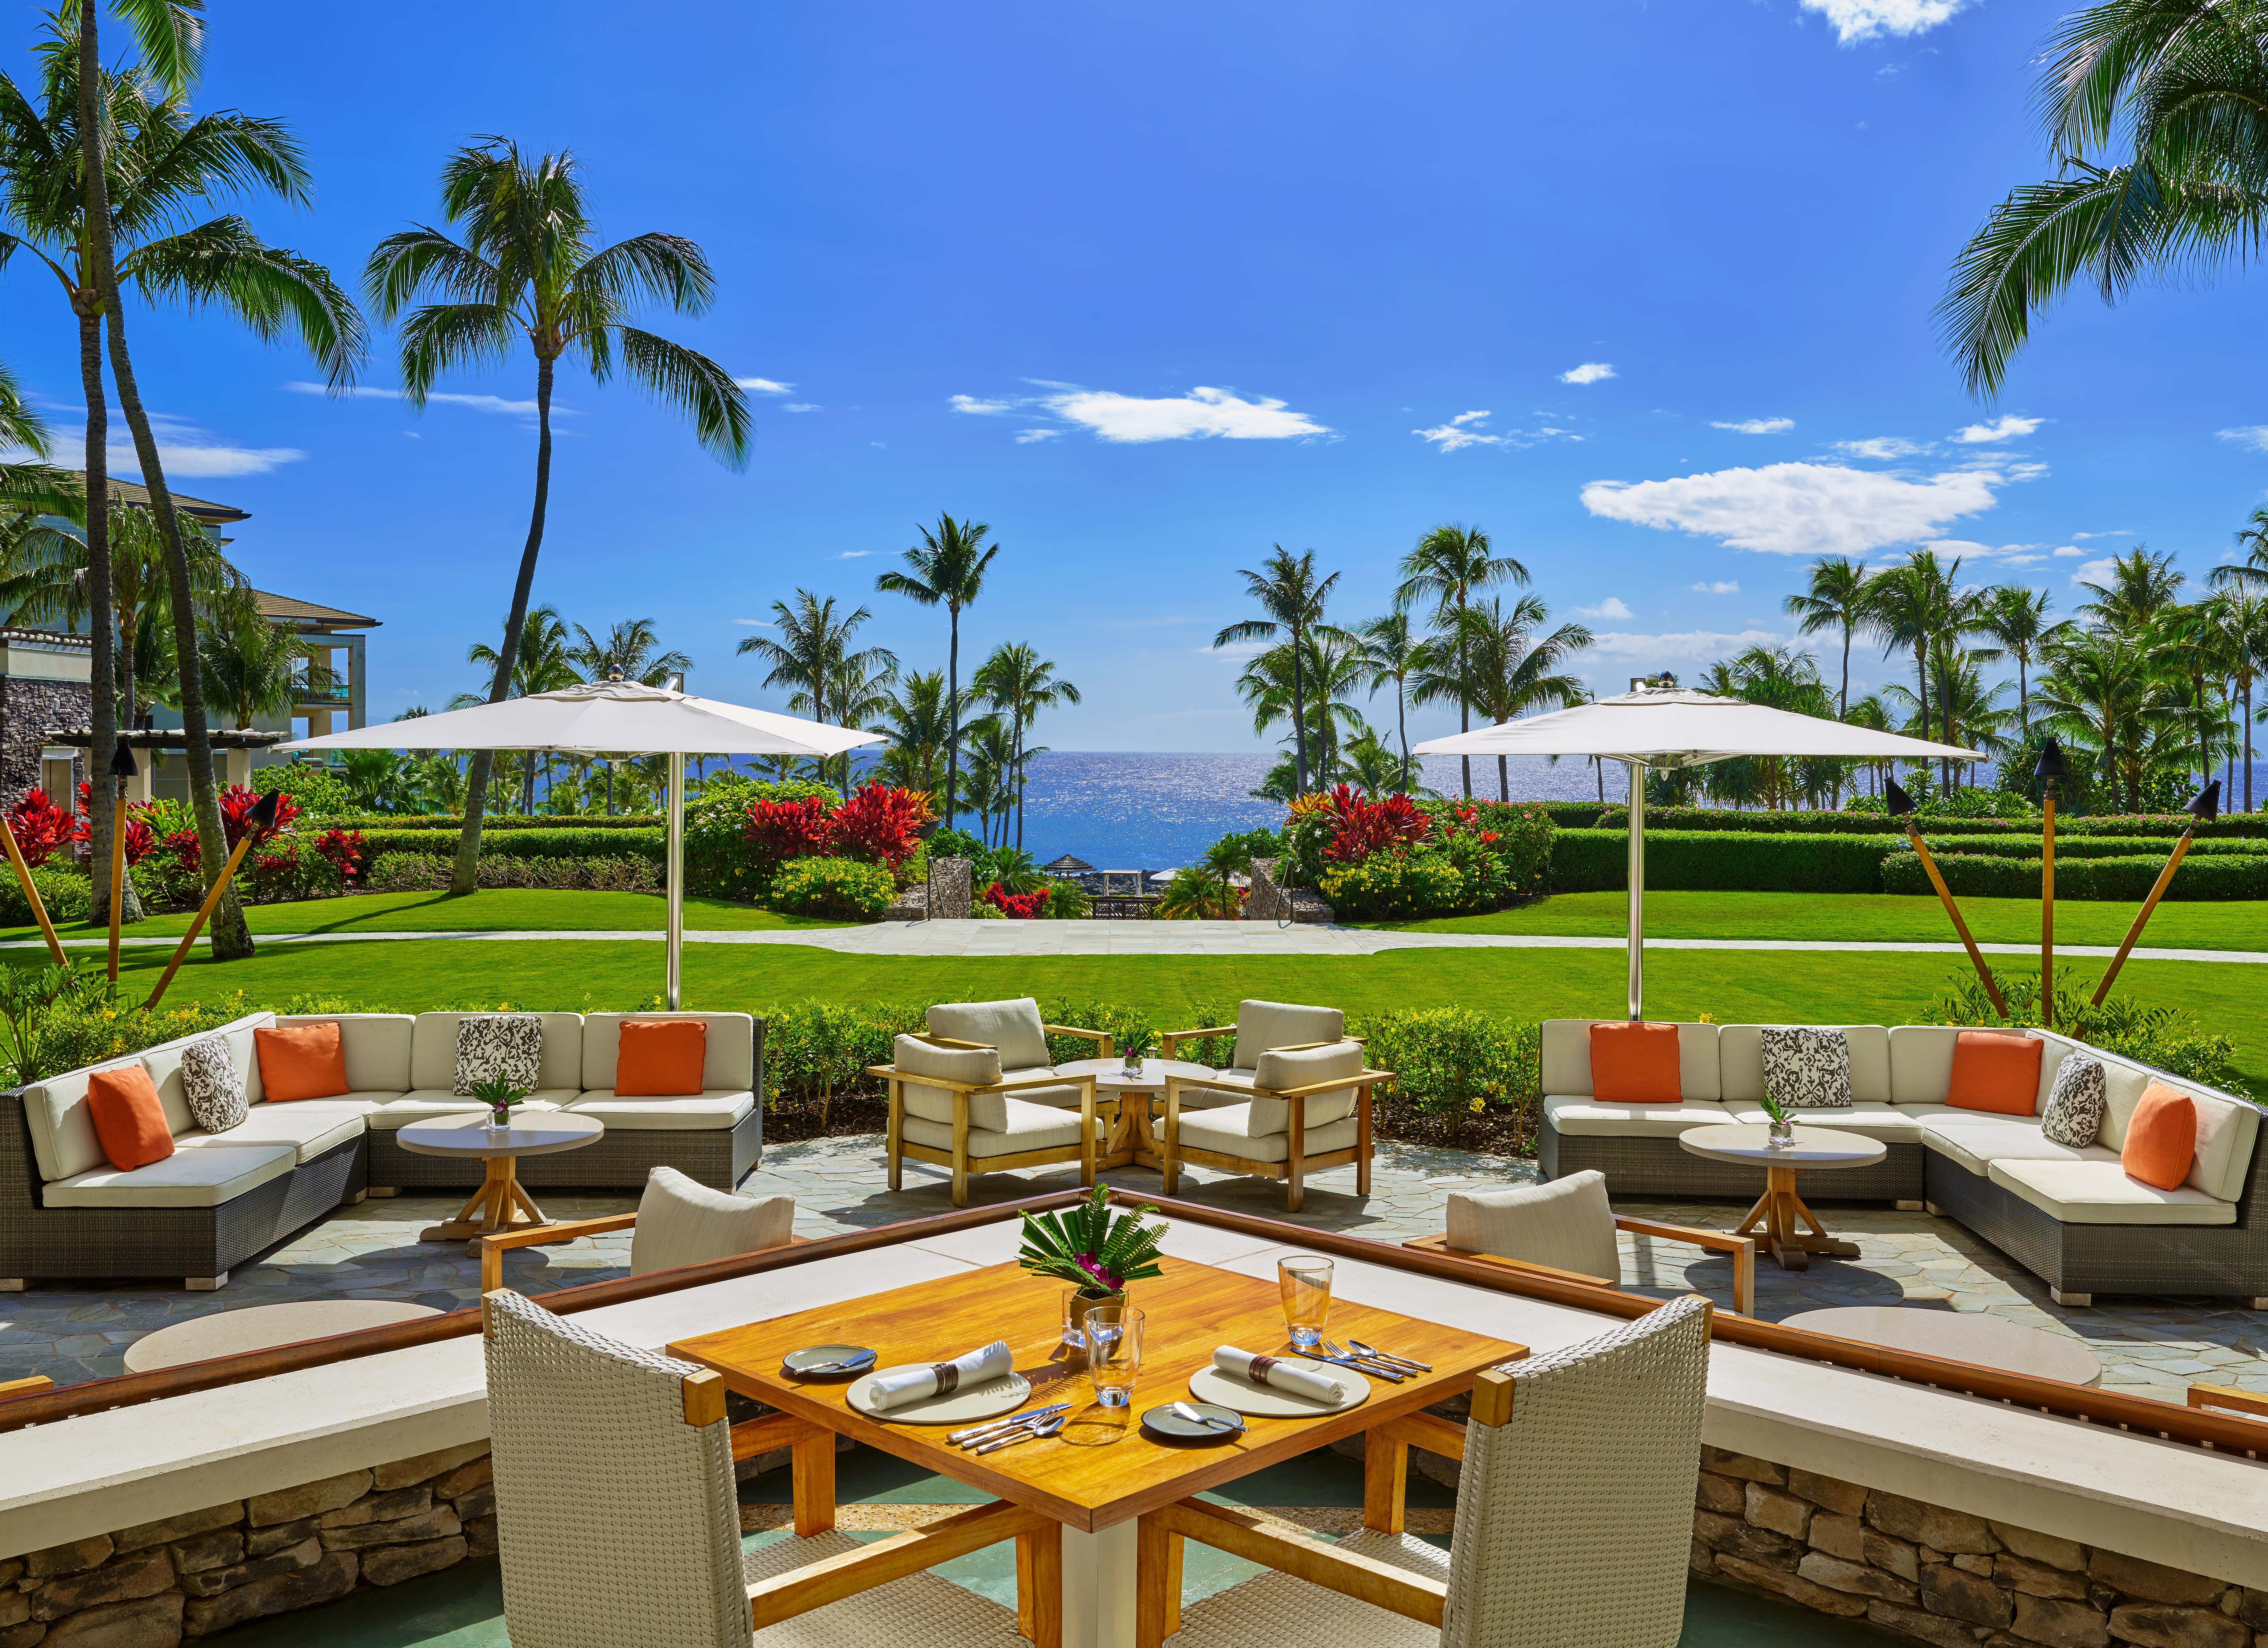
[254,590,380,630]
[67,475,250,526]
[1043,854,1096,873]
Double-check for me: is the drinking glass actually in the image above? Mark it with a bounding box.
[1083,1303,1144,1408]
[1279,1256,1333,1350]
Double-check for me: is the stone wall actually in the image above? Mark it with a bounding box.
[0,1441,496,1646]
[1247,857,1334,924]
[926,855,972,920]
[0,679,87,798]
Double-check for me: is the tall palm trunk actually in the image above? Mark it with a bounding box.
[1289,622,1309,796]
[1457,587,1471,801]
[1395,681,1410,793]
[1012,709,1025,851]
[943,606,961,830]
[1838,623,1851,717]
[1912,642,1931,796]
[75,303,136,924]
[2246,674,2256,814]
[1497,752,1508,801]
[454,354,555,895]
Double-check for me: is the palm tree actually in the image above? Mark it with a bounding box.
[874,515,997,829]
[1237,631,1366,787]
[567,617,690,812]
[2204,585,2268,813]
[2035,628,2175,811]
[196,585,336,730]
[1215,546,1344,797]
[2077,546,2184,635]
[459,605,579,813]
[736,591,896,790]
[1866,550,1986,794]
[1,12,361,946]
[1783,557,1871,715]
[871,668,950,800]
[1396,525,1528,799]
[957,715,1017,847]
[0,360,75,514]
[1976,584,2062,733]
[368,139,750,892]
[1454,595,1593,801]
[1355,608,1422,791]
[1940,0,2268,396]
[790,652,897,795]
[1335,725,1406,797]
[2228,508,2268,593]
[971,642,1078,850]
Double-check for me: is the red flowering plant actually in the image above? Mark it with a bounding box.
[6,788,75,867]
[162,785,300,875]
[824,783,931,870]
[72,781,155,865]
[981,881,1049,919]
[1317,785,1430,863]
[743,794,833,863]
[313,827,367,886]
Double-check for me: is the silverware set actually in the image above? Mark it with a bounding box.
[1302,1340,1433,1382]
[949,1403,1071,1451]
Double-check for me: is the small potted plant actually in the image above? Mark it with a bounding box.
[1019,1184,1166,1347]
[468,1075,528,1134]
[1758,1091,1796,1149]
[1118,1032,1151,1078]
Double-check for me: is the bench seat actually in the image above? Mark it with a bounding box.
[564,1091,756,1131]
[365,1093,579,1129]
[1988,1159,2237,1226]
[1542,1095,1734,1138]
[1721,1102,1966,1143]
[45,1144,299,1209]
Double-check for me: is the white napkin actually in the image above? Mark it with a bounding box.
[865,1340,1012,1411]
[1213,1345,1346,1405]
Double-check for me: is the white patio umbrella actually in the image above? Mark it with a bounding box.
[279,678,882,1007]
[1414,680,1981,1019]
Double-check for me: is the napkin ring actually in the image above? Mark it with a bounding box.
[1247,1356,1277,1380]
[930,1362,962,1396]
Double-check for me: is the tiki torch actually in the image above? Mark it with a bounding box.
[2036,737,2068,1029]
[2091,780,2220,1007]
[1887,778,2007,1016]
[105,743,137,985]
[0,794,65,965]
[145,791,280,1011]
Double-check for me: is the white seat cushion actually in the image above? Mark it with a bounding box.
[1542,1094,1734,1138]
[580,1013,757,1093]
[1987,1159,2237,1225]
[925,999,1054,1070]
[1720,1026,1891,1105]
[1540,1020,1722,1102]
[1173,1104,1360,1163]
[1446,1172,1618,1282]
[565,1091,756,1131]
[44,1144,298,1209]
[366,1092,576,1131]
[1721,1102,1963,1144]
[172,1106,366,1164]
[1918,1117,2120,1178]
[901,1099,1102,1159]
[627,1167,793,1275]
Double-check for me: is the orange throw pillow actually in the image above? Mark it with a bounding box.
[2123,1083,2197,1191]
[1589,1022,1683,1103]
[255,1023,351,1102]
[86,1064,174,1171]
[615,1020,708,1096]
[1946,1031,2043,1115]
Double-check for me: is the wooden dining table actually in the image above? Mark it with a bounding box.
[669,1253,1526,1648]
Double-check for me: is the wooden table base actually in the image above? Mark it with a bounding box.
[418,1155,552,1244]
[1733,1165,1861,1271]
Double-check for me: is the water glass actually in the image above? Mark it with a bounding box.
[1279,1256,1333,1350]
[1083,1303,1144,1407]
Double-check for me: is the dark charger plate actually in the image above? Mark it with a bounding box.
[782,1344,877,1381]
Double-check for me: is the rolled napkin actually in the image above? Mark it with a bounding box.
[865,1340,1013,1411]
[1213,1345,1347,1405]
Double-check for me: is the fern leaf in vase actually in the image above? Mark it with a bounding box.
[1018,1185,1167,1298]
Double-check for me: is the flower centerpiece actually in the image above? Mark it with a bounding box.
[467,1075,528,1132]
[1758,1090,1796,1148]
[1019,1184,1167,1346]
[1118,1033,1151,1077]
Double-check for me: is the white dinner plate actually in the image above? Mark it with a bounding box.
[1188,1357,1369,1417]
[845,1369,1032,1424]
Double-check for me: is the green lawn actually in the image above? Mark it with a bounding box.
[1360,890,2268,950]
[67,937,2268,1097]
[0,888,842,943]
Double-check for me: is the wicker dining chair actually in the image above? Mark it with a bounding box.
[482,1288,1064,1647]
[1132,1295,1713,1648]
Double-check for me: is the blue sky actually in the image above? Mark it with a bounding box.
[6,0,2265,750]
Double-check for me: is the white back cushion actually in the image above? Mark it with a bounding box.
[410,1011,582,1093]
[1538,1020,1721,1101]
[628,1167,794,1275]
[2188,1091,2261,1201]
[1888,1025,2066,1111]
[581,1013,756,1092]
[29,1012,274,1175]
[1446,1171,1619,1283]
[1231,1000,1345,1070]
[274,1013,413,1094]
[1720,1026,1890,1104]
[892,1035,1007,1131]
[925,999,1052,1071]
[1246,1042,1364,1136]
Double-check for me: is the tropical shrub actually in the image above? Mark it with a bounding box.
[1361,1008,1540,1120]
[5,788,74,866]
[0,864,91,928]
[770,855,893,920]
[254,762,356,817]
[364,852,663,893]
[1314,786,1429,863]
[1156,867,1237,920]
[684,774,836,897]
[1918,972,2245,1094]
[1318,851,1467,920]
[1043,879,1091,918]
[1285,792,1552,918]
[826,783,930,869]
[981,880,1049,918]
[744,795,833,863]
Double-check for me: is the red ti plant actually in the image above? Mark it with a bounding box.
[72,781,156,865]
[6,788,75,867]
[982,881,1049,919]
[313,827,367,885]
[743,795,833,863]
[825,783,929,869]
[1317,784,1429,863]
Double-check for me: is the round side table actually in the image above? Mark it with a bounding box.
[1051,1058,1224,1169]
[1781,1306,2103,1387]
[397,1113,604,1244]
[1677,1123,1886,1272]
[125,1300,442,1373]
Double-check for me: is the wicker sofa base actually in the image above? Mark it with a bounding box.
[0,1131,366,1285]
[364,1106,763,1193]
[1924,1151,2268,1303]
[1540,1125,1925,1203]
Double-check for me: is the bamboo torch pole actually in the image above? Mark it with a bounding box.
[0,799,65,966]
[1887,778,2007,1016]
[2093,780,2219,1007]
[144,792,278,1011]
[104,744,138,986]
[2036,738,2068,1030]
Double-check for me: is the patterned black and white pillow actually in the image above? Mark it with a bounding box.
[180,1036,247,1134]
[1761,1027,1852,1109]
[454,1015,544,1095]
[2040,1054,2108,1148]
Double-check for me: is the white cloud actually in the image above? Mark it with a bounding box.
[836,550,874,559]
[1690,580,1740,594]
[782,403,819,413]
[1951,414,2043,444]
[1579,460,2022,557]
[288,382,548,417]
[1045,385,1326,442]
[1559,362,1616,385]
[2072,557,2119,586]
[109,442,304,478]
[1013,429,1061,444]
[735,377,794,395]
[1413,410,1580,452]
[1573,596,1635,620]
[2053,546,2084,557]
[950,394,1014,416]
[1711,418,1795,434]
[2069,529,2131,539]
[1831,436,1932,459]
[2217,426,2268,453]
[732,619,775,627]
[2001,554,2047,567]
[1588,628,1787,662]
[1800,0,1973,44]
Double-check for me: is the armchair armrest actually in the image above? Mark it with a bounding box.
[1044,1023,1115,1058]
[918,1034,993,1051]
[1615,1217,1755,1317]
[1142,1498,1445,1630]
[990,1070,1099,1096]
[479,1212,639,1293]
[748,1500,1049,1631]
[1402,1232,1619,1291]
[1160,1024,1234,1060]
[0,1375,54,1400]
[2189,1383,2268,1418]
[1259,1067,1396,1100]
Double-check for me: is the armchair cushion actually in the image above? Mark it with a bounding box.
[1446,1171,1619,1283]
[901,1100,1101,1158]
[893,1036,1008,1131]
[997,1067,1088,1110]
[926,998,1052,1070]
[1174,1104,1359,1163]
[1246,1041,1365,1136]
[627,1166,793,1275]
[1230,999,1345,1069]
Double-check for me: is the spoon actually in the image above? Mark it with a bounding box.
[975,1415,1065,1453]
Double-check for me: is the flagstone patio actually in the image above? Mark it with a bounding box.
[3,1136,2261,1403]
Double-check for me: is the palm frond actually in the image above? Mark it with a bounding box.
[110,106,313,242]
[395,303,518,402]
[113,0,206,97]
[604,326,751,467]
[128,217,366,386]
[574,232,716,313]
[363,228,501,316]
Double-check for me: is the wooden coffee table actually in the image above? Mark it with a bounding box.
[1782,1306,2103,1386]
[1678,1122,1887,1272]
[1051,1058,1223,1169]
[670,1254,1525,1648]
[396,1113,604,1244]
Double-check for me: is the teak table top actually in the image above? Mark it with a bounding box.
[668,1256,1526,1532]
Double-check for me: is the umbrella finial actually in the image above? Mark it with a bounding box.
[606,667,625,683]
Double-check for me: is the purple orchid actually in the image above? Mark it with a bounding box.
[1075,1253,1123,1293]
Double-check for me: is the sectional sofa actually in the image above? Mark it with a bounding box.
[1536,1019,2268,1307]
[0,1009,763,1291]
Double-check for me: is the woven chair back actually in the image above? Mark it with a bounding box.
[1441,1295,1712,1648]
[484,1289,749,1648]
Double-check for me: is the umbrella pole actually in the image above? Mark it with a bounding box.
[1627,760,1644,1022]
[667,750,684,1010]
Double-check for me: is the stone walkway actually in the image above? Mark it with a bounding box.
[3,1136,2260,1403]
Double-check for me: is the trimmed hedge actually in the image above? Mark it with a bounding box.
[334,814,663,829]
[1882,851,2268,901]
[1589,805,2268,838]
[1553,829,1895,894]
[353,826,664,865]
[0,865,91,929]
[1918,834,2267,861]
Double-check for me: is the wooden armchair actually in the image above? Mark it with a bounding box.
[1161,1042,1391,1212]
[2190,1384,2268,1418]
[0,1375,52,1399]
[476,1166,794,1294]
[872,1034,1100,1207]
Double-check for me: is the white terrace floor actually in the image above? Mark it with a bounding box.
[4,1140,2261,1403]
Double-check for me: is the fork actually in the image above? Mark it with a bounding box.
[1344,1338,1433,1373]
[1320,1339,1410,1375]
[1308,1345,1407,1382]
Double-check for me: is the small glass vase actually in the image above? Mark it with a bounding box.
[1766,1114,1796,1148]
[489,1106,514,1135]
[1062,1286,1126,1349]
[1120,1050,1146,1078]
